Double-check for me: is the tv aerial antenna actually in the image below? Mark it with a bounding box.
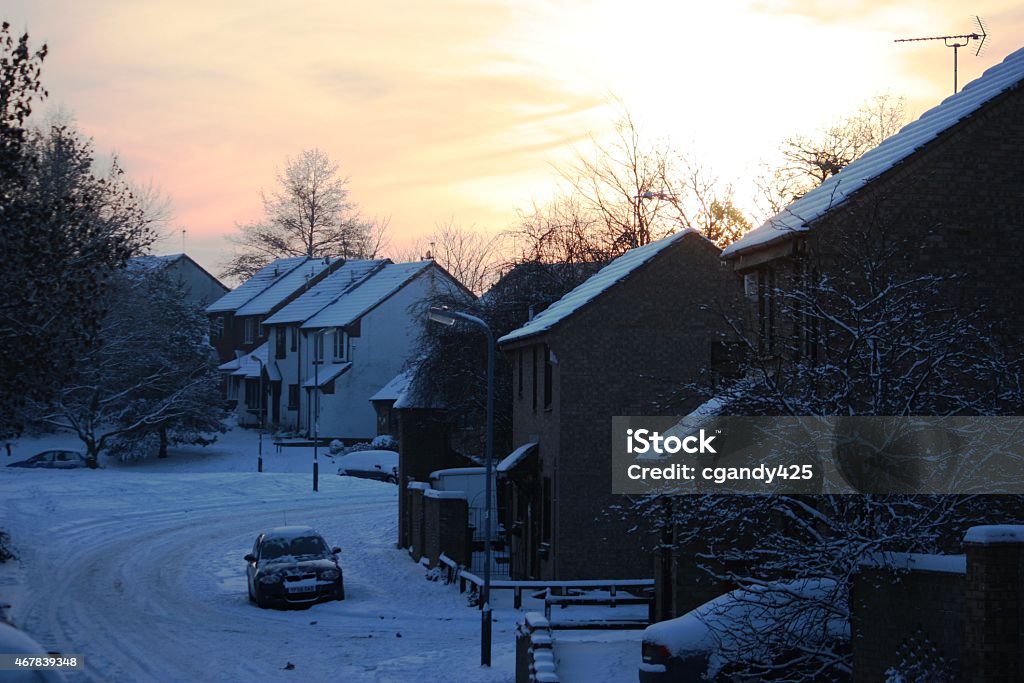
[895,16,988,94]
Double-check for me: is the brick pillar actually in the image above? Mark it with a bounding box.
[436,494,469,567]
[964,525,1024,683]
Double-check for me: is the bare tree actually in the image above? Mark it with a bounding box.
[222,148,384,281]
[755,94,907,220]
[562,111,680,253]
[393,219,502,294]
[514,111,751,261]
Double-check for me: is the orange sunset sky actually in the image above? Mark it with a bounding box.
[6,1,1023,283]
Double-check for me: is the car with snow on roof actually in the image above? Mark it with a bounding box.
[7,450,88,469]
[335,449,398,483]
[244,526,345,609]
[639,578,848,682]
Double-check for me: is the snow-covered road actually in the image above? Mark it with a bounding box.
[0,459,517,682]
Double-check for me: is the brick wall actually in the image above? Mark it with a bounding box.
[852,564,965,680]
[422,491,470,568]
[964,531,1024,682]
[396,409,464,548]
[852,526,1024,682]
[507,232,743,580]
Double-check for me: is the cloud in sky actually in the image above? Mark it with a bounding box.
[4,0,1022,277]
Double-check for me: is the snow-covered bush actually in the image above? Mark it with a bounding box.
[328,439,345,455]
[370,434,398,451]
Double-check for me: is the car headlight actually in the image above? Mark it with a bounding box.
[258,573,283,584]
[320,569,339,580]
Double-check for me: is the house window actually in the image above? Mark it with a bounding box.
[287,384,299,411]
[256,318,264,340]
[531,346,538,413]
[543,345,553,411]
[313,332,325,363]
[333,331,349,362]
[797,258,819,361]
[211,315,224,343]
[275,327,286,359]
[244,318,255,344]
[290,327,298,353]
[758,265,777,356]
[244,379,262,411]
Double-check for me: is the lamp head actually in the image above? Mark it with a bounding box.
[428,306,457,327]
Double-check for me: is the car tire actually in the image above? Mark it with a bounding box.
[254,584,270,609]
[337,585,345,601]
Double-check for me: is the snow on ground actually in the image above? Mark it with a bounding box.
[0,427,640,683]
[554,630,642,683]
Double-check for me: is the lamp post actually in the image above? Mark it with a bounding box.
[253,354,265,473]
[311,327,336,492]
[427,305,495,667]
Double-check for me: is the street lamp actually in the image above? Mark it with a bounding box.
[253,354,266,473]
[311,327,337,492]
[427,305,495,667]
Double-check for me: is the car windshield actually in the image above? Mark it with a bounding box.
[261,535,329,560]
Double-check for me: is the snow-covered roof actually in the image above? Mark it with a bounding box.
[369,369,413,403]
[391,362,444,410]
[302,362,352,387]
[230,342,266,378]
[264,259,387,325]
[302,261,434,330]
[964,524,1024,545]
[224,343,269,379]
[723,47,1024,259]
[497,442,538,474]
[860,551,966,574]
[234,257,338,317]
[499,230,696,344]
[128,253,182,272]
[206,256,309,314]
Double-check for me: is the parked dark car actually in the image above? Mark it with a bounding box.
[244,526,345,609]
[7,450,87,469]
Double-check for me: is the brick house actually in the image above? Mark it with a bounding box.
[496,230,742,580]
[721,47,1024,360]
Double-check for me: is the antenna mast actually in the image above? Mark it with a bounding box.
[895,16,988,94]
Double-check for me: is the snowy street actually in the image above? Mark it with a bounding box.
[0,430,526,683]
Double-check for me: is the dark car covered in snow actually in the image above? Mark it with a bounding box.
[244,526,345,608]
[7,450,87,469]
